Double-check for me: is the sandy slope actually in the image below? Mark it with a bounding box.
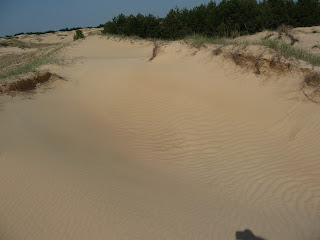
[0,35,320,240]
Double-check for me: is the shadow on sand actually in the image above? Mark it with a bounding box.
[236,229,266,240]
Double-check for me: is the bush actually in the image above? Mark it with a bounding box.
[74,30,85,40]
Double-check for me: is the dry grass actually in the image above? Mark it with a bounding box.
[277,24,293,35]
[149,43,160,61]
[0,46,62,80]
[0,37,62,80]
[187,34,319,66]
[231,49,246,65]
[303,72,320,87]
[288,33,299,45]
[6,72,52,92]
[254,52,265,75]
[300,72,320,103]
[257,39,320,66]
[0,52,37,74]
[229,47,292,75]
[276,24,299,45]
[0,39,54,49]
[231,49,264,74]
[212,46,223,55]
[262,33,274,40]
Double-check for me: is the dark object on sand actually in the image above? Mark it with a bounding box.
[236,229,266,240]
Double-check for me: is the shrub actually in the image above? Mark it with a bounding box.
[74,30,85,40]
[0,42,9,47]
[277,24,292,35]
[303,72,320,87]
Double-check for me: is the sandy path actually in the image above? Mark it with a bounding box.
[0,36,319,240]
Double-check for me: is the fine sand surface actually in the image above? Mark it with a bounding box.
[0,35,320,240]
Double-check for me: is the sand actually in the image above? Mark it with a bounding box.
[0,34,320,240]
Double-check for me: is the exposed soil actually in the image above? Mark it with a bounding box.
[0,72,63,94]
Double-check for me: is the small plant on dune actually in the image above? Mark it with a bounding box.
[149,43,160,61]
[276,24,298,45]
[303,72,320,87]
[312,30,318,33]
[277,24,292,35]
[300,72,320,103]
[73,30,85,41]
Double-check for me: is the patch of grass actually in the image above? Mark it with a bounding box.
[312,30,318,33]
[186,35,320,66]
[0,47,62,80]
[0,39,54,49]
[256,39,320,66]
[0,39,31,49]
[0,42,9,47]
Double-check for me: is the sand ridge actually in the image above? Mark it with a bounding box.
[0,34,320,240]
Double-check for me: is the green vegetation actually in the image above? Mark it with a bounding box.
[0,47,61,80]
[0,42,9,47]
[257,39,320,66]
[2,27,85,38]
[100,0,320,66]
[73,30,85,40]
[184,35,320,66]
[102,0,320,40]
[0,39,54,49]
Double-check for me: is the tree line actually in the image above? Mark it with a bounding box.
[8,27,89,38]
[102,0,320,39]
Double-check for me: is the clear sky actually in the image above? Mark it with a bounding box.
[0,0,211,37]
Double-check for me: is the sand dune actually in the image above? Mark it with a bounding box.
[0,35,320,240]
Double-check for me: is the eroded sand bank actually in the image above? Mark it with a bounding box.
[0,36,319,240]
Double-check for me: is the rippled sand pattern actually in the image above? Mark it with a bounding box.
[0,37,319,240]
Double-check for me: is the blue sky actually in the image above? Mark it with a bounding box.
[0,0,211,37]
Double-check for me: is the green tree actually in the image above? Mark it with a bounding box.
[160,8,190,39]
